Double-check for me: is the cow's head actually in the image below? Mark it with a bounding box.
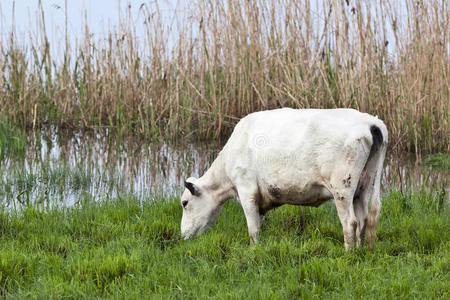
[180,177,223,239]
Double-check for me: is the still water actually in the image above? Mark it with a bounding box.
[0,127,447,207]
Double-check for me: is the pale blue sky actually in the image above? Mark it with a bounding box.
[1,1,143,36]
[0,1,417,59]
[0,0,185,54]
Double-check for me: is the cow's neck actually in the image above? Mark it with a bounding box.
[199,153,235,203]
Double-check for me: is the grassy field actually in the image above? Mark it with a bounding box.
[0,189,448,299]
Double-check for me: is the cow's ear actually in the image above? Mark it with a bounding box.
[184,180,200,196]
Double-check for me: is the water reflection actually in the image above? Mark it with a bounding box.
[0,127,447,207]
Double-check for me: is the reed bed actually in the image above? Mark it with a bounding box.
[0,0,448,156]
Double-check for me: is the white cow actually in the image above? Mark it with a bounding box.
[180,108,388,250]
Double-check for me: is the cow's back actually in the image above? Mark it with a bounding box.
[222,108,384,205]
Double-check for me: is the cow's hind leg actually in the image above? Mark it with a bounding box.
[353,163,378,247]
[330,146,369,251]
[353,182,370,248]
[333,190,358,251]
[354,138,386,249]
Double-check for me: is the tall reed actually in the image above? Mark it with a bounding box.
[0,0,448,156]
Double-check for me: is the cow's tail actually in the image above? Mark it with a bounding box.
[366,123,388,249]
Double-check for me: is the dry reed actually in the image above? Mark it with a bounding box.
[0,0,448,156]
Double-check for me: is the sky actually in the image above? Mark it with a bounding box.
[0,0,185,55]
[1,1,140,36]
[0,0,423,60]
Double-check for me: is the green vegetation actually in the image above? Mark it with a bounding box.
[0,189,448,298]
[425,153,450,171]
[0,0,449,154]
[0,121,25,162]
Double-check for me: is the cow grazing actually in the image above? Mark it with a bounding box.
[180,108,388,250]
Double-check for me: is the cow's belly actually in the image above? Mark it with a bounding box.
[258,179,334,213]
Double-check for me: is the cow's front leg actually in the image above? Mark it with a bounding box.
[238,187,262,245]
[242,198,262,245]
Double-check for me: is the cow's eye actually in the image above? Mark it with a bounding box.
[182,200,188,208]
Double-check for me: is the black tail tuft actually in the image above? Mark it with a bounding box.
[368,125,383,160]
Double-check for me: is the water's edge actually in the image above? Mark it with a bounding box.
[1,128,447,207]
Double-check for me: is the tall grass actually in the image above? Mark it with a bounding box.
[0,0,448,155]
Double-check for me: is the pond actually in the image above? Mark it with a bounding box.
[0,127,447,208]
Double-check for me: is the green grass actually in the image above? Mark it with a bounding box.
[0,189,448,299]
[424,153,450,171]
[0,120,25,162]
